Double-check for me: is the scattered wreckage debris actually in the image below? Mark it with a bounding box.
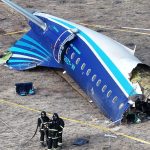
[122,64,150,124]
[123,99,150,124]
[103,134,117,150]
[73,138,89,146]
[15,82,35,96]
[0,51,12,65]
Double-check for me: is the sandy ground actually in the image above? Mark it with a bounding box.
[0,0,150,150]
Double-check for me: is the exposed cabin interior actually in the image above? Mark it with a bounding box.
[123,64,150,123]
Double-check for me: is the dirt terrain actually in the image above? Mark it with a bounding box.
[0,0,150,150]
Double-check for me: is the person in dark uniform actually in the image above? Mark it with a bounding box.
[38,111,50,146]
[52,113,65,147]
[47,120,59,150]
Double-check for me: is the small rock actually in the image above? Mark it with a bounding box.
[0,14,6,21]
[114,0,122,4]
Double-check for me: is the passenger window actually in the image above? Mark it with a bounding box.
[76,58,80,65]
[102,85,107,92]
[107,90,112,97]
[71,52,75,59]
[81,63,86,70]
[119,103,124,109]
[112,96,118,103]
[96,79,101,87]
[92,75,97,82]
[66,47,70,54]
[86,69,91,76]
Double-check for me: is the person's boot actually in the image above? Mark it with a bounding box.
[40,141,45,147]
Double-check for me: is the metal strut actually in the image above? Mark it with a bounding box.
[1,0,47,31]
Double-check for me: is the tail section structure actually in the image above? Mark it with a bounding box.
[6,30,62,70]
[1,0,62,70]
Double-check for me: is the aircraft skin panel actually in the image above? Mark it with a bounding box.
[7,29,62,70]
[77,29,141,79]
[35,13,136,97]
[11,54,42,62]
[35,13,141,78]
[62,34,129,121]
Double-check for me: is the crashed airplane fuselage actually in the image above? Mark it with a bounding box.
[1,0,150,123]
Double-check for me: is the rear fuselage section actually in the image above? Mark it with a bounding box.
[31,13,134,122]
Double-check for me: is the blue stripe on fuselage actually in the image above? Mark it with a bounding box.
[50,17,135,96]
[9,47,47,61]
[23,35,51,55]
[8,59,37,63]
[15,41,49,58]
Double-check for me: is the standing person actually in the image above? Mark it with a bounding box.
[52,113,65,147]
[38,111,50,147]
[47,119,59,150]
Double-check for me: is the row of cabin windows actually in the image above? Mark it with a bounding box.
[70,53,124,109]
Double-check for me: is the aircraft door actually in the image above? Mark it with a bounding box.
[53,29,78,63]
